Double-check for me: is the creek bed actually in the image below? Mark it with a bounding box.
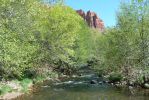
[14,72,149,100]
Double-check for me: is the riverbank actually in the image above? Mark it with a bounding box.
[1,70,149,100]
[0,72,59,100]
[13,72,149,100]
[95,69,149,90]
[0,79,31,100]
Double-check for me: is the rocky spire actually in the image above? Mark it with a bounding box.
[76,9,104,32]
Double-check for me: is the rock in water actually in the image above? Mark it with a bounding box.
[90,80,98,84]
[99,81,103,85]
[144,83,149,89]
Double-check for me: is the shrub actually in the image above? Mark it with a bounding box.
[0,85,12,95]
[108,73,123,83]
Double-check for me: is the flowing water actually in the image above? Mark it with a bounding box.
[15,70,149,100]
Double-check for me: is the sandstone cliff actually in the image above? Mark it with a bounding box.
[76,9,104,31]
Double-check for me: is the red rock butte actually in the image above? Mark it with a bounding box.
[76,9,104,32]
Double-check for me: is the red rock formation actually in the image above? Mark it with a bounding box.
[76,9,86,20]
[76,9,104,32]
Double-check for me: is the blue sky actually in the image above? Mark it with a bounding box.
[65,0,121,27]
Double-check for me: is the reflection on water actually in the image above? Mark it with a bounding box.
[15,74,149,100]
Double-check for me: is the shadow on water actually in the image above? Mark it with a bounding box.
[15,71,149,100]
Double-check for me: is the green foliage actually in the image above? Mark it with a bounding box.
[0,0,40,79]
[137,74,145,85]
[0,84,12,95]
[35,5,91,74]
[20,78,32,92]
[108,73,123,83]
[33,76,45,83]
[93,0,149,84]
[1,0,149,91]
[44,0,64,5]
[0,0,92,79]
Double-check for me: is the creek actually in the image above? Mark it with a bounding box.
[15,69,149,100]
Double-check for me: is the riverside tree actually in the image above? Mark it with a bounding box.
[0,0,93,79]
[93,0,149,83]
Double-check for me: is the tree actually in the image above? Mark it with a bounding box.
[0,0,40,79]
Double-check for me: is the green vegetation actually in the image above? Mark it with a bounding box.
[0,0,93,95]
[0,0,149,96]
[0,0,92,80]
[20,78,32,92]
[108,73,123,83]
[0,84,12,95]
[93,0,149,86]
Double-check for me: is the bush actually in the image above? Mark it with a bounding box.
[20,78,32,92]
[108,73,123,83]
[0,85,12,95]
[0,0,92,79]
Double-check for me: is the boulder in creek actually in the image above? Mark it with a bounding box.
[144,83,149,89]
[90,80,98,84]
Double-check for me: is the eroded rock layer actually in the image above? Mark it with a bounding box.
[76,9,104,31]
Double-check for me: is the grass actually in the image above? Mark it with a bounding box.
[33,76,45,83]
[0,78,33,96]
[19,78,33,93]
[108,73,123,83]
[0,84,12,95]
[0,72,58,96]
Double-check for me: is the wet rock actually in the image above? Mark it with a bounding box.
[63,81,74,84]
[74,81,85,85]
[99,81,103,85]
[79,74,83,76]
[41,85,51,88]
[144,83,149,89]
[128,86,135,95]
[103,80,109,83]
[128,81,134,86]
[121,81,127,86]
[115,83,119,86]
[72,75,77,78]
[129,86,133,90]
[111,83,114,85]
[90,80,98,84]
[115,82,122,87]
